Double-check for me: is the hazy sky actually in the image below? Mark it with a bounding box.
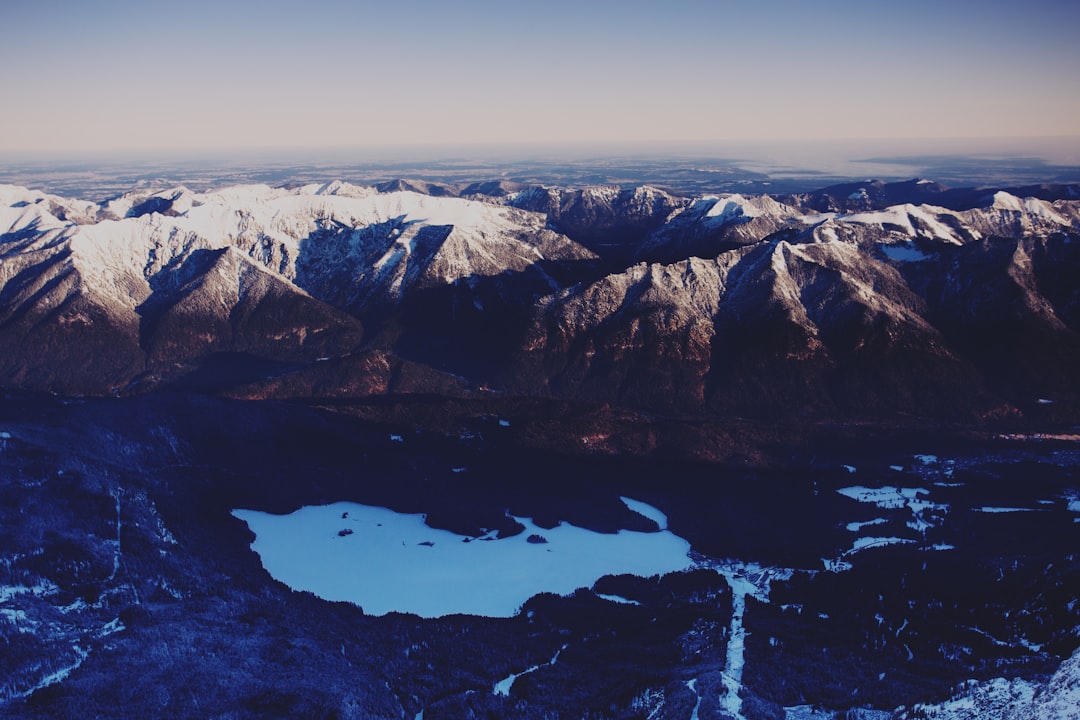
[2,0,1078,155]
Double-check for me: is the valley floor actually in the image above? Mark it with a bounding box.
[0,393,1077,718]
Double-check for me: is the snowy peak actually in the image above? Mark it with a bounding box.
[10,183,593,315]
[0,184,99,227]
[702,193,791,223]
[637,193,798,263]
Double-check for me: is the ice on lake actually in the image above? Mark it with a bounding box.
[233,498,693,618]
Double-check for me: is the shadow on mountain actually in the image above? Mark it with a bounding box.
[134,247,366,392]
[163,353,308,393]
[127,195,176,218]
[136,248,226,350]
[0,215,46,245]
[389,265,567,383]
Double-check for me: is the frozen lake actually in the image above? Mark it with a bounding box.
[233,498,694,618]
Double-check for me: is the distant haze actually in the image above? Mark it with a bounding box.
[2,0,1079,156]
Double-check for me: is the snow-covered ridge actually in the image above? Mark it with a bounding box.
[1,182,588,312]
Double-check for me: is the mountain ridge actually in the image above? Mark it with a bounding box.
[1,179,1077,424]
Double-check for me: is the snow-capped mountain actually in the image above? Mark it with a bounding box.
[0,182,592,393]
[1,179,1077,419]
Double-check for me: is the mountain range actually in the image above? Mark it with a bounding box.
[2,178,1078,425]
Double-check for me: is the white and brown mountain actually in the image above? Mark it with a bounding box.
[1,179,1077,423]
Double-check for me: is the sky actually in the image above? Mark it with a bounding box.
[2,0,1079,156]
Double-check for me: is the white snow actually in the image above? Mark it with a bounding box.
[29,181,567,312]
[687,678,702,720]
[836,485,948,554]
[992,191,1025,213]
[845,518,887,532]
[620,496,669,530]
[850,536,916,552]
[1066,493,1080,514]
[596,593,640,605]
[233,502,693,618]
[974,507,1036,513]
[493,645,564,696]
[822,557,853,572]
[16,646,89,699]
[700,561,792,720]
[705,197,752,225]
[842,465,857,474]
[841,204,963,244]
[989,192,1070,224]
[498,419,511,427]
[0,579,60,603]
[921,544,957,551]
[97,617,125,638]
[838,485,930,509]
[720,589,749,719]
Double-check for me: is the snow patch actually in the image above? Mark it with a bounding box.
[846,518,888,532]
[620,496,669,530]
[851,536,916,552]
[1066,492,1080,514]
[705,194,758,223]
[838,486,930,509]
[0,580,60,603]
[493,645,565,697]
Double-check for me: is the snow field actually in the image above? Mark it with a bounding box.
[233,498,692,618]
